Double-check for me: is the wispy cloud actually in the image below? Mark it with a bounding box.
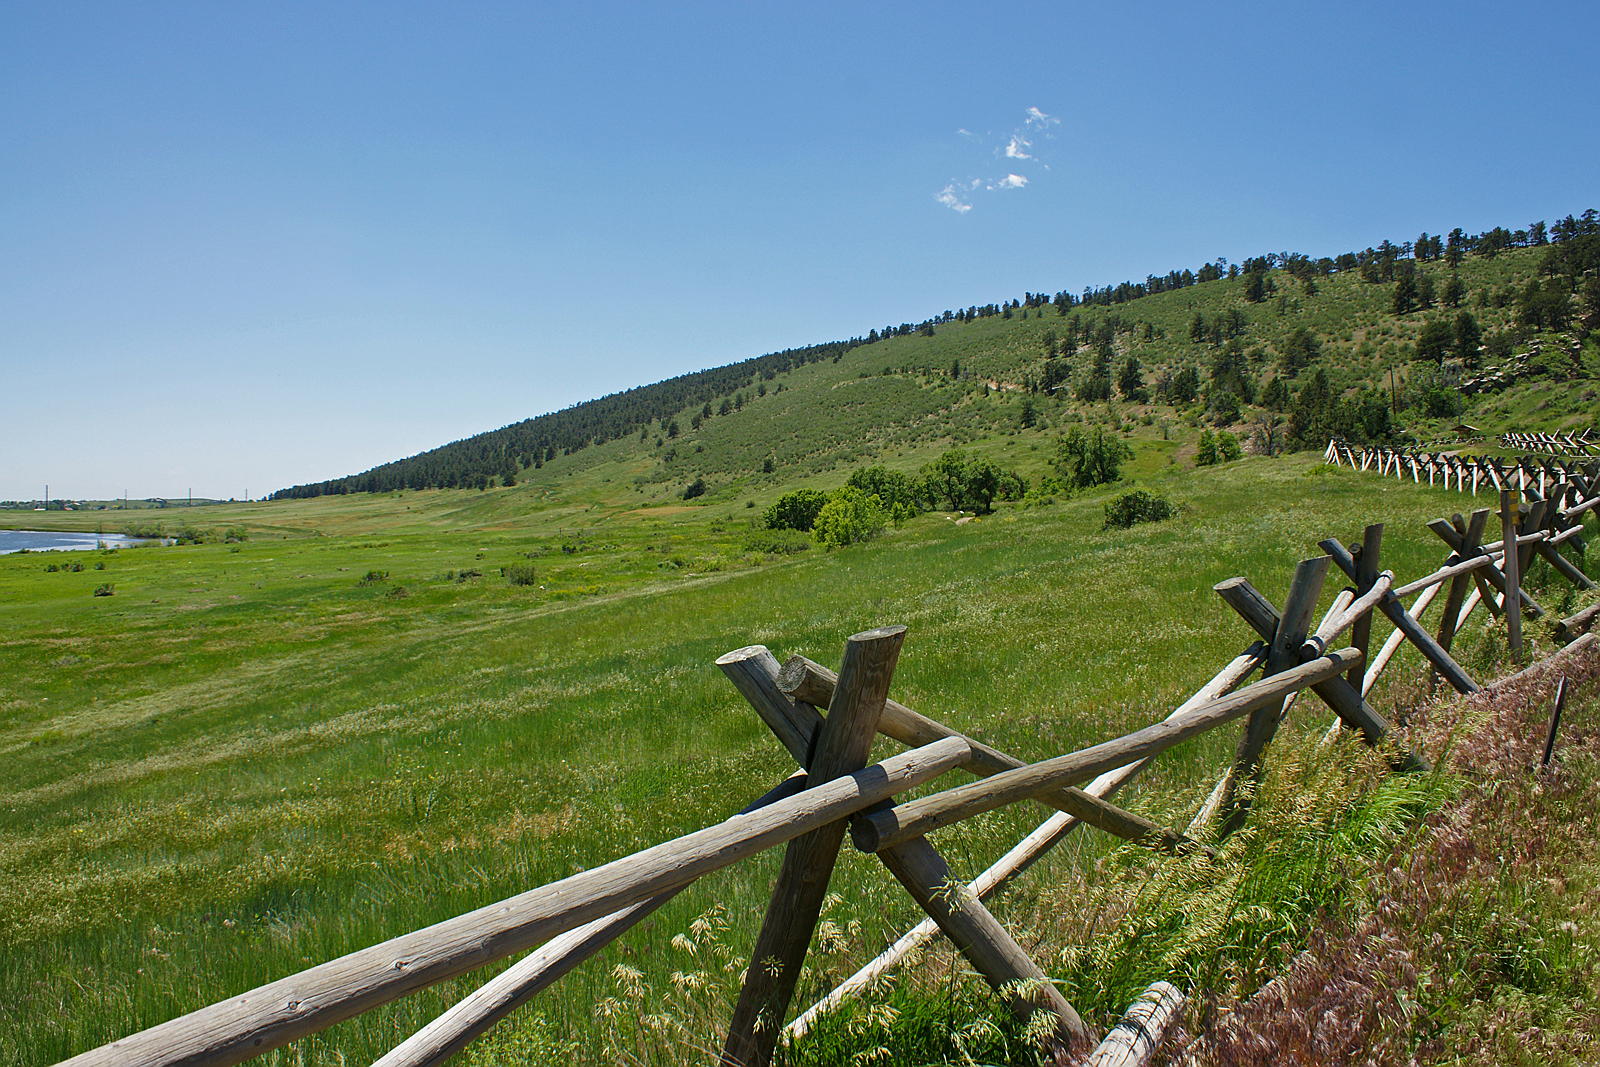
[934,107,1056,213]
[935,183,973,214]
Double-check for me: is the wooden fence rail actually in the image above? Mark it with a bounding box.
[1325,438,1600,508]
[58,485,1598,1067]
[1500,429,1597,458]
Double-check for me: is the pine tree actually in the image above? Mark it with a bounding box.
[1392,273,1419,315]
[1452,311,1482,367]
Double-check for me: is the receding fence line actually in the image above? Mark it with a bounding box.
[1326,438,1600,509]
[58,483,1598,1067]
[1500,429,1597,459]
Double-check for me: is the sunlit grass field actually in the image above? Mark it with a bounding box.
[3,449,1595,1065]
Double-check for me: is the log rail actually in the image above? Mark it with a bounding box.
[57,488,1597,1067]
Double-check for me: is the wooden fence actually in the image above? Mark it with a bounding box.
[1500,429,1597,458]
[58,489,1600,1067]
[1325,439,1600,504]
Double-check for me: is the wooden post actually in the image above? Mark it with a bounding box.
[1502,491,1524,665]
[785,644,1265,1043]
[876,837,1093,1051]
[1214,578,1410,754]
[1425,511,1540,619]
[1555,601,1600,644]
[731,646,1094,1053]
[1347,525,1382,690]
[853,650,1363,854]
[1541,676,1570,770]
[1086,982,1186,1067]
[372,774,809,1067]
[722,626,906,1067]
[1219,557,1327,833]
[1535,529,1596,590]
[1435,511,1487,656]
[1320,538,1480,694]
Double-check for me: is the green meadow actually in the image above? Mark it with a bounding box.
[6,444,1594,1065]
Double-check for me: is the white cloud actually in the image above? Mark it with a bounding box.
[936,108,1055,213]
[935,184,973,213]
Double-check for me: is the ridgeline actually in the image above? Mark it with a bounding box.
[273,211,1600,501]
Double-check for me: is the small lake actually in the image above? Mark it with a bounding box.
[0,530,167,554]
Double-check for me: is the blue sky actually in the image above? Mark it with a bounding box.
[3,1,1595,500]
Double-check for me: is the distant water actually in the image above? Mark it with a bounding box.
[0,529,164,554]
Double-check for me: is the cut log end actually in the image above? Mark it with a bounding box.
[848,624,908,644]
[716,644,771,667]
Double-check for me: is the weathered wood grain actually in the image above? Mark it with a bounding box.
[877,836,1093,1051]
[371,772,811,1067]
[1557,601,1600,644]
[779,656,1204,854]
[1220,557,1327,833]
[1215,578,1404,752]
[853,650,1359,854]
[722,626,906,1067]
[1085,981,1187,1067]
[735,644,1094,1051]
[1321,537,1480,695]
[1427,517,1545,618]
[1346,525,1382,690]
[1501,492,1525,665]
[784,643,1265,1041]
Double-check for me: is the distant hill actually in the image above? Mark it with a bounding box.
[273,212,1600,500]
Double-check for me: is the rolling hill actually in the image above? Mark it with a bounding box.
[272,211,1600,505]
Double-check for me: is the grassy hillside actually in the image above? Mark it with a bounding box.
[243,226,1599,506]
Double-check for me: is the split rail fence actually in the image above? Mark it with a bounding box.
[1500,429,1597,458]
[1325,439,1600,503]
[60,485,1600,1067]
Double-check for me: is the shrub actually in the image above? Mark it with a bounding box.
[504,564,538,586]
[1103,489,1178,529]
[763,488,829,531]
[919,449,1023,514]
[681,477,706,500]
[359,570,389,584]
[740,528,812,556]
[846,465,925,522]
[1198,429,1244,467]
[1054,427,1130,490]
[92,583,114,597]
[812,487,889,548]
